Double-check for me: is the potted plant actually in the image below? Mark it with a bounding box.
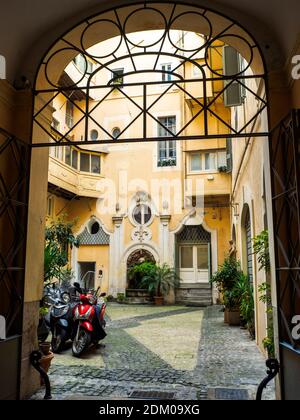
[236,273,255,336]
[140,263,180,305]
[218,165,228,173]
[223,288,241,326]
[210,257,242,323]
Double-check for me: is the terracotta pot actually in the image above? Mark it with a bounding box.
[39,341,51,356]
[39,351,54,386]
[228,310,241,326]
[154,296,164,305]
[224,308,229,324]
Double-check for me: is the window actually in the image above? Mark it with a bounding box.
[80,152,101,174]
[190,150,227,172]
[52,143,100,175]
[54,146,63,161]
[90,221,100,235]
[72,149,78,170]
[190,154,202,171]
[111,68,124,85]
[47,196,54,217]
[64,146,78,169]
[73,54,93,74]
[80,153,90,172]
[197,245,209,269]
[90,129,99,141]
[91,155,100,174]
[51,118,60,131]
[133,204,152,226]
[161,64,172,82]
[205,152,217,170]
[180,246,193,269]
[157,116,177,166]
[65,146,71,166]
[65,100,74,129]
[112,127,121,139]
[193,64,202,77]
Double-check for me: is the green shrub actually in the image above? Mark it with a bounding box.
[210,257,242,293]
[253,230,270,273]
[117,293,126,303]
[236,273,255,336]
[139,263,180,297]
[127,262,156,289]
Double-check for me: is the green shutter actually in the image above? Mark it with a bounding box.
[226,138,232,172]
[223,46,244,107]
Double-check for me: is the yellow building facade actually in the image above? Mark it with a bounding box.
[47,31,232,306]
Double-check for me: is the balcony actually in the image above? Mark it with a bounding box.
[48,147,104,198]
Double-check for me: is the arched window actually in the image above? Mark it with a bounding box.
[133,204,152,226]
[112,127,121,139]
[90,129,99,141]
[90,221,100,235]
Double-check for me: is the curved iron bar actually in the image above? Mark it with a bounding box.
[256,358,280,400]
[30,351,52,400]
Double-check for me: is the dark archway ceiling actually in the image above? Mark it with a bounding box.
[1,0,299,82]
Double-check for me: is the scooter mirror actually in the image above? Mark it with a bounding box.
[100,292,106,297]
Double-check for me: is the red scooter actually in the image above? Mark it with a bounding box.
[72,286,107,357]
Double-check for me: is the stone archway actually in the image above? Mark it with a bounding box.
[126,249,156,289]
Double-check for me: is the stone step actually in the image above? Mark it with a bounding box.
[175,284,212,307]
[177,283,211,289]
[176,290,212,297]
[176,298,212,307]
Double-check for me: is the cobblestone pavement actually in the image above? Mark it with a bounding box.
[31,305,275,400]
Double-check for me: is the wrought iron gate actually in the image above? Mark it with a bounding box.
[0,128,30,399]
[269,110,300,400]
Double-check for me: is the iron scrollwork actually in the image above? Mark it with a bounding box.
[32,2,268,148]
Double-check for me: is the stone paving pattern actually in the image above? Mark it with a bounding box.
[31,305,275,400]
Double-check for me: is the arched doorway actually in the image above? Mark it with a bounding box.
[175,224,213,306]
[126,248,156,289]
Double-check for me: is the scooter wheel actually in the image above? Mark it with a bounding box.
[72,329,91,357]
[51,329,67,353]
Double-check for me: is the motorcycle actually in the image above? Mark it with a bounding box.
[49,298,76,353]
[72,287,107,357]
[38,282,75,351]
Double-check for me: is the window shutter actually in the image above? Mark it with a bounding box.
[223,46,244,107]
[226,138,232,172]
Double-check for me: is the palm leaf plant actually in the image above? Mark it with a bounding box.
[139,263,181,298]
[235,273,255,337]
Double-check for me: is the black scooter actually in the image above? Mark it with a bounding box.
[50,283,82,353]
[38,283,72,344]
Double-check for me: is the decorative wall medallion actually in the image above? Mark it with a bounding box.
[131,226,152,242]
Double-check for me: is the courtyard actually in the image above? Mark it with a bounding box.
[32,305,275,400]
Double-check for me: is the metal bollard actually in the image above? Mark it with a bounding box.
[256,358,280,400]
[30,351,52,400]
